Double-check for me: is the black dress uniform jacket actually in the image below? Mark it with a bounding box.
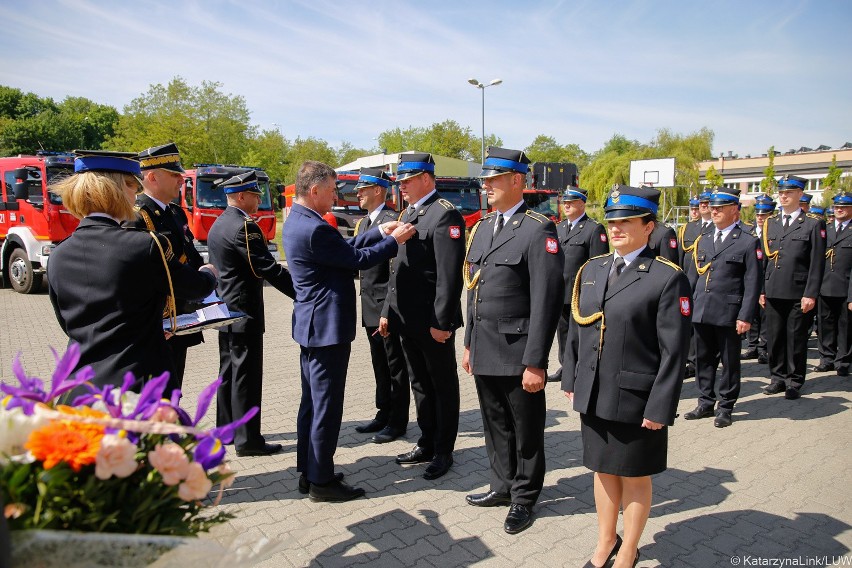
[208,206,295,332]
[820,223,852,298]
[763,212,826,299]
[562,247,691,425]
[649,223,680,263]
[382,192,465,331]
[47,216,217,387]
[691,226,763,326]
[356,206,400,327]
[465,207,565,375]
[556,215,608,306]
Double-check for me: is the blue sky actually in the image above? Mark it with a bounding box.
[1,0,849,157]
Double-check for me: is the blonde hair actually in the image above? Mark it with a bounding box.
[51,171,137,221]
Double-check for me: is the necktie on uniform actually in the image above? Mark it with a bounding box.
[493,214,505,238]
[608,256,625,288]
[784,214,792,229]
[406,206,416,222]
[715,230,723,251]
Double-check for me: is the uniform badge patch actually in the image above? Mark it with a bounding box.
[669,238,677,249]
[680,297,691,316]
[756,248,763,260]
[821,229,826,238]
[546,237,558,254]
[449,226,461,239]
[600,233,608,242]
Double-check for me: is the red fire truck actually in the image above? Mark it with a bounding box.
[179,164,279,261]
[0,152,78,293]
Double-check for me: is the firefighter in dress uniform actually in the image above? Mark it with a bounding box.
[462,147,564,535]
[128,142,205,393]
[760,175,826,399]
[683,189,762,427]
[743,194,775,363]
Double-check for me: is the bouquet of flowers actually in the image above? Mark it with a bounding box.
[0,343,255,536]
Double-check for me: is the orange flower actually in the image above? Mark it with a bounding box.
[25,406,106,471]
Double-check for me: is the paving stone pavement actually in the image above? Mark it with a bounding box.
[1,284,850,567]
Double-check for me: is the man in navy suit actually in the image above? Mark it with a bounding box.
[282,160,415,502]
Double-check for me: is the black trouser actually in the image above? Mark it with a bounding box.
[746,305,768,355]
[474,374,545,506]
[217,330,265,450]
[365,325,410,430]
[399,329,460,455]
[693,323,742,410]
[556,304,571,363]
[818,295,852,373]
[765,298,810,389]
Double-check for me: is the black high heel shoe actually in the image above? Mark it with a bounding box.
[633,549,640,567]
[582,534,622,568]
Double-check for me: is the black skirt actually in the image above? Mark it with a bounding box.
[580,413,668,477]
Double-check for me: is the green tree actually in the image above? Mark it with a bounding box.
[377,120,500,161]
[524,135,591,169]
[705,164,724,188]
[759,146,777,194]
[241,128,291,184]
[282,137,338,184]
[108,77,253,166]
[821,154,844,203]
[335,141,371,169]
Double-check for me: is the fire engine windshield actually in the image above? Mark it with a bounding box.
[46,166,73,205]
[196,177,274,211]
[523,192,559,219]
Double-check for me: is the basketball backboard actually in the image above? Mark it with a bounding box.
[629,158,675,187]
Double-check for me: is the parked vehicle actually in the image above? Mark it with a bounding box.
[0,152,77,293]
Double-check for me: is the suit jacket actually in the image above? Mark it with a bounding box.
[649,223,679,263]
[207,206,294,334]
[464,207,565,375]
[562,247,691,425]
[47,217,216,386]
[383,192,465,332]
[763,212,826,300]
[691,226,763,326]
[556,214,608,305]
[355,206,399,327]
[820,223,852,298]
[283,202,399,347]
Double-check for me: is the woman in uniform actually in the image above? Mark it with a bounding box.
[562,184,691,568]
[47,150,217,392]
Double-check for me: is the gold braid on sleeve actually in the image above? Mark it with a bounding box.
[149,232,177,332]
[762,217,779,267]
[463,219,482,290]
[692,234,711,276]
[244,220,262,279]
[571,261,605,357]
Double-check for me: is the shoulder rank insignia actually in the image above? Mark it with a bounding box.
[524,210,547,223]
[655,256,682,272]
[438,198,455,210]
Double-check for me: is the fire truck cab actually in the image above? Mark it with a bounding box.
[0,152,78,294]
[180,164,279,261]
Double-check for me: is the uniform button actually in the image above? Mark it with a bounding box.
[480,280,485,284]
[476,316,481,321]
[483,261,488,266]
[517,327,522,332]
[391,287,395,292]
[592,345,598,351]
[710,267,714,271]
[591,364,596,371]
[477,298,482,303]
[595,324,600,330]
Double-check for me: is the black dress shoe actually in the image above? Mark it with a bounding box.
[838,368,849,377]
[395,445,433,465]
[546,367,562,383]
[714,410,733,428]
[784,387,801,400]
[741,349,758,360]
[308,479,365,502]
[372,427,405,444]
[814,363,835,372]
[582,534,622,568]
[298,472,344,495]
[762,381,786,395]
[423,453,453,480]
[503,503,533,534]
[684,405,715,420]
[235,442,283,457]
[757,353,769,364]
[355,418,387,434]
[684,364,696,378]
[466,491,512,507]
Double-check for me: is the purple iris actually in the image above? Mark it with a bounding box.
[0,343,94,415]
[194,436,226,469]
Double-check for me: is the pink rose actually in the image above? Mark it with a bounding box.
[151,406,179,423]
[217,462,236,490]
[95,434,138,479]
[148,443,190,486]
[178,462,213,501]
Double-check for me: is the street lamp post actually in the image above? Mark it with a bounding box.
[467,78,502,165]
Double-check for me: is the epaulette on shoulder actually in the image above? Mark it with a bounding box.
[655,256,682,272]
[806,213,824,220]
[483,211,498,219]
[524,210,548,223]
[769,212,781,219]
[589,252,611,261]
[133,205,142,212]
[437,198,455,210]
